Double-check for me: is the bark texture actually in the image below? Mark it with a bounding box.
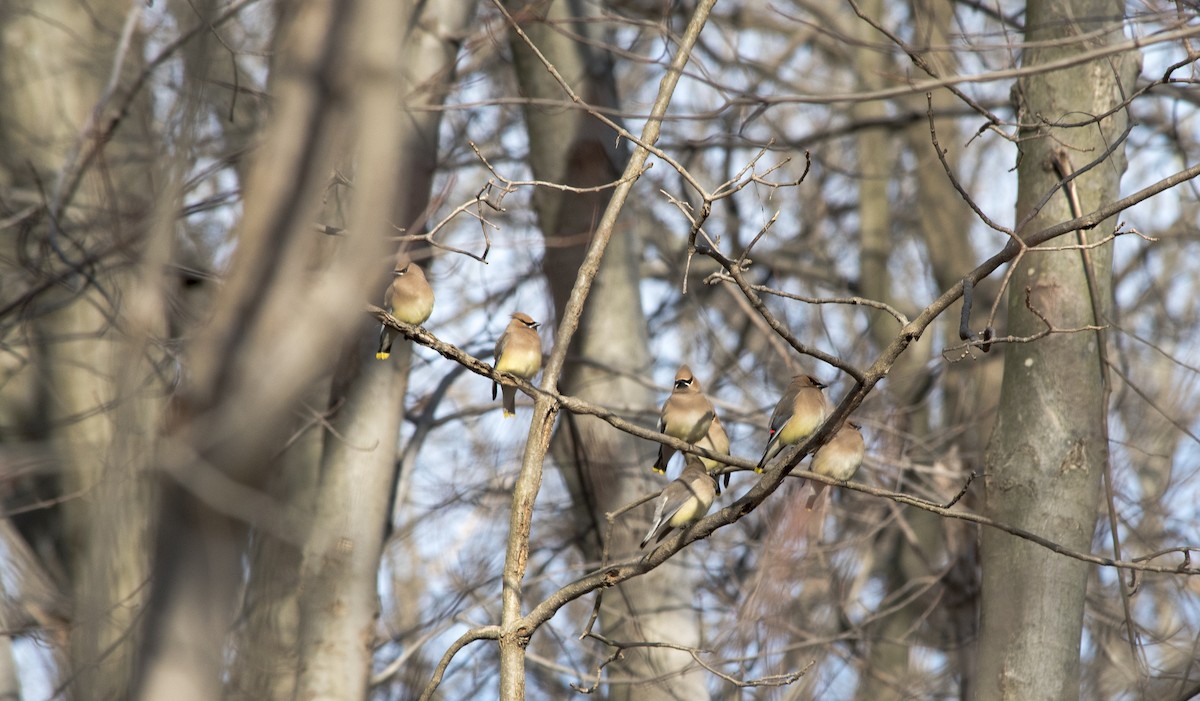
[977,1,1136,698]
[506,1,710,697]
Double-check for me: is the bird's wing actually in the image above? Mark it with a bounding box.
[494,332,509,364]
[703,413,730,454]
[641,488,674,546]
[767,385,799,437]
[657,480,695,525]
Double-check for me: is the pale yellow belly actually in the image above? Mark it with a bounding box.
[778,413,822,445]
[812,452,860,481]
[668,497,706,528]
[391,298,434,325]
[665,411,710,443]
[496,352,541,378]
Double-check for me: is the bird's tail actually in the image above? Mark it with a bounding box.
[652,445,671,474]
[375,325,393,360]
[501,385,517,417]
[639,521,662,549]
[756,440,777,473]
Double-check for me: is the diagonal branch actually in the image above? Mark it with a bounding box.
[366,309,761,474]
[486,0,721,698]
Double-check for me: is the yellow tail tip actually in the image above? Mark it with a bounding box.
[502,410,515,418]
[754,467,764,474]
[651,466,666,475]
[375,352,390,360]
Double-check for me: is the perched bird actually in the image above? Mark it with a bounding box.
[652,364,730,482]
[640,457,717,548]
[757,374,829,472]
[806,421,865,508]
[492,312,543,417]
[375,260,434,360]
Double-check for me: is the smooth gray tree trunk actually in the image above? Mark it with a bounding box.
[977,1,1136,699]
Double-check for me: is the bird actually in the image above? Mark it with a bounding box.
[757,374,829,472]
[806,421,865,509]
[375,260,434,360]
[640,457,718,548]
[492,312,543,417]
[652,364,731,482]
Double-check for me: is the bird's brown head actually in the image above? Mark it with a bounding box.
[794,374,826,389]
[393,255,429,278]
[674,364,697,391]
[511,312,539,329]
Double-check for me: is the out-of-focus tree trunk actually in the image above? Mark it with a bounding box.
[850,2,910,695]
[134,0,403,696]
[0,2,161,699]
[220,4,323,699]
[223,417,322,701]
[290,0,477,699]
[977,1,1135,698]
[854,1,988,698]
[175,0,265,191]
[506,1,709,698]
[901,3,989,695]
[374,0,480,659]
[850,2,943,698]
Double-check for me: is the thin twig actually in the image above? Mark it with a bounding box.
[417,626,502,701]
[703,273,910,326]
[699,245,867,381]
[849,0,1005,130]
[747,24,1200,107]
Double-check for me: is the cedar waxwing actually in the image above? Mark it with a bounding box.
[492,312,542,417]
[652,364,731,480]
[806,421,865,509]
[375,260,434,360]
[640,457,717,548]
[757,374,829,472]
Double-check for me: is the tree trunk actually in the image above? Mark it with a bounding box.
[901,0,989,690]
[850,4,910,695]
[850,2,946,697]
[290,0,478,699]
[506,1,709,698]
[977,1,1135,698]
[223,390,325,701]
[133,0,400,696]
[856,1,990,697]
[0,2,161,699]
